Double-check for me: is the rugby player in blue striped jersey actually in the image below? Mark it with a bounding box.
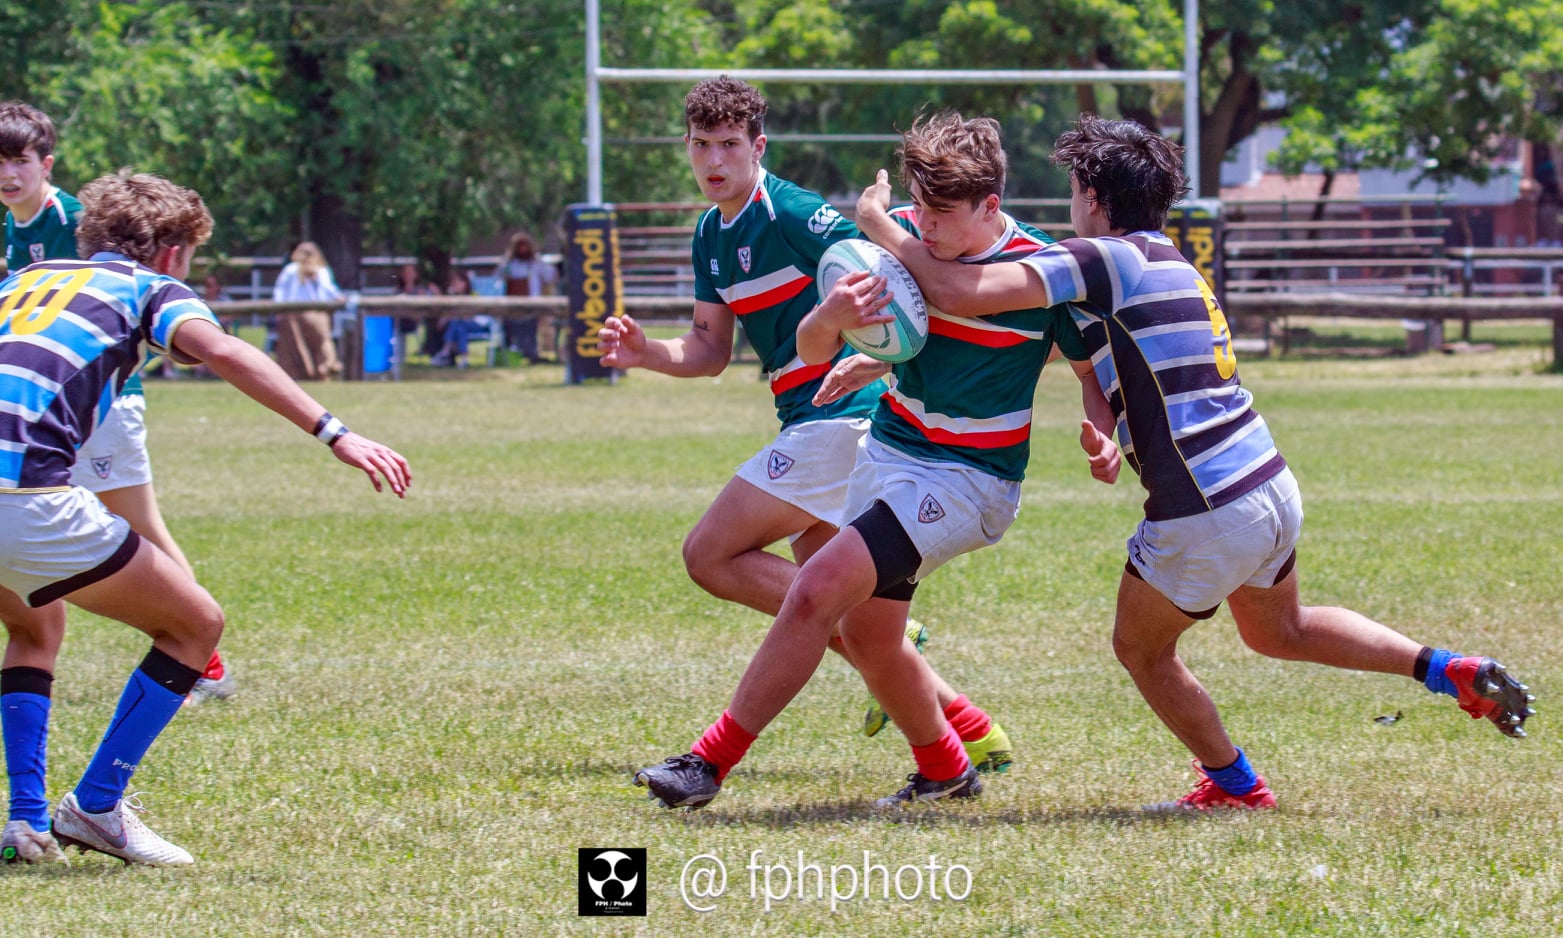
[0,171,410,865]
[855,114,1534,812]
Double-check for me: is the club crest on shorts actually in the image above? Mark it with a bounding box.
[767,449,795,480]
[710,258,720,276]
[917,494,945,524]
[738,246,752,273]
[91,456,113,480]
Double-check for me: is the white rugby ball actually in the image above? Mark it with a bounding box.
[817,240,929,363]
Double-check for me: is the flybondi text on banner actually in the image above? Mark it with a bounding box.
[563,204,622,384]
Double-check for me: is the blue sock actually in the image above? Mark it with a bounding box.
[73,650,199,814]
[1204,747,1260,796]
[1422,648,1460,698]
[2,667,54,830]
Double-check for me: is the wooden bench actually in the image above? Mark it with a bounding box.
[1225,292,1563,363]
[1222,217,1451,296]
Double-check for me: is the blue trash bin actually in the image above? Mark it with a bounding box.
[363,315,393,374]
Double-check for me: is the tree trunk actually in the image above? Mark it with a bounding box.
[308,188,364,291]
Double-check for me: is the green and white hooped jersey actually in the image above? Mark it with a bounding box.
[692,170,885,428]
[872,208,1088,482]
[5,186,82,274]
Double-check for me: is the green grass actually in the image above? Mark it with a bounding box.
[4,351,1561,936]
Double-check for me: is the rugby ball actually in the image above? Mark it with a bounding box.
[817,240,929,363]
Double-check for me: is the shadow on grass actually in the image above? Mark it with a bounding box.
[682,801,1232,829]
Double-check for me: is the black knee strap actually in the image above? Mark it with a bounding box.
[849,499,922,601]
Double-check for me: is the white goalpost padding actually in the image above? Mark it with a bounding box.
[583,0,1202,203]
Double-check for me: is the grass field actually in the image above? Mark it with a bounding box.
[2,343,1560,937]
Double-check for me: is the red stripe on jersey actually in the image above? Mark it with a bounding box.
[1002,235,1046,253]
[929,317,1029,348]
[729,275,813,315]
[884,395,1032,449]
[770,361,830,395]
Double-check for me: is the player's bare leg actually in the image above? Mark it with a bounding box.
[1228,570,1422,673]
[1,592,66,673]
[682,476,823,615]
[96,483,234,704]
[726,526,881,734]
[1111,571,1236,769]
[1229,570,1533,737]
[64,539,222,671]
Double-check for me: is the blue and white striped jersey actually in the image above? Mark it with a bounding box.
[1017,232,1286,521]
[0,253,218,489]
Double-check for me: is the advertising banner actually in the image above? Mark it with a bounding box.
[562,205,624,384]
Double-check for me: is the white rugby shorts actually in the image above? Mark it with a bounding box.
[69,394,153,493]
[1126,467,1303,615]
[843,435,1020,582]
[733,417,870,532]
[0,487,138,607]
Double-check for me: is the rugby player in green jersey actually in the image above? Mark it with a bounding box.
[614,83,1015,809]
[632,110,1073,809]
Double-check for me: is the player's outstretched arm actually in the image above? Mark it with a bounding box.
[171,319,412,497]
[598,302,735,377]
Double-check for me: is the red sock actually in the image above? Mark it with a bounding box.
[203,652,225,681]
[942,695,992,743]
[691,710,756,783]
[910,724,968,782]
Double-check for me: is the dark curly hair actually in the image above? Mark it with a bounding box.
[684,76,767,140]
[1051,115,1188,232]
[0,101,57,160]
[76,170,213,265]
[897,110,1007,211]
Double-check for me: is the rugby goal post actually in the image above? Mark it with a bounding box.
[583,0,1203,203]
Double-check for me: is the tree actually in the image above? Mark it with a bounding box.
[1386,0,1563,189]
[38,2,293,250]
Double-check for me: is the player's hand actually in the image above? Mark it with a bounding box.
[817,270,893,332]
[330,433,412,498]
[857,169,893,219]
[813,353,891,406]
[598,314,646,369]
[1079,419,1120,485]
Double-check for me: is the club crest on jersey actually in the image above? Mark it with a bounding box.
[29,244,44,262]
[92,457,113,480]
[738,246,752,273]
[767,449,795,480]
[808,205,845,237]
[917,494,945,524]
